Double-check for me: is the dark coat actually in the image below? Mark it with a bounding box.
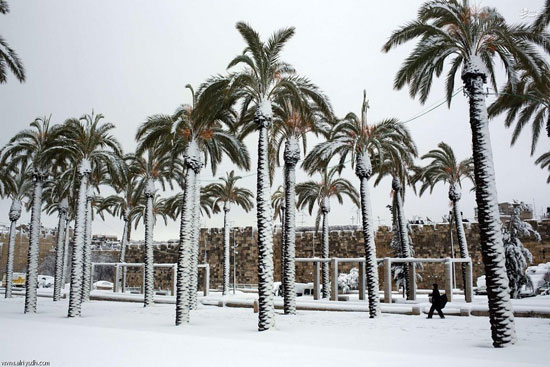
[430,288,443,308]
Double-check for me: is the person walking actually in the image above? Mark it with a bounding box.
[428,283,446,319]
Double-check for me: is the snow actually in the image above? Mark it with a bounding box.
[9,199,22,220]
[0,295,549,366]
[259,98,273,119]
[78,158,92,175]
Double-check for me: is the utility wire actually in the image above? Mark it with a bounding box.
[199,88,466,183]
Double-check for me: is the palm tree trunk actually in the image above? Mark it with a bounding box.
[223,204,230,295]
[283,136,299,315]
[61,218,71,288]
[68,160,91,318]
[81,193,93,302]
[356,153,380,318]
[119,214,129,263]
[463,60,516,347]
[24,170,46,314]
[176,141,200,325]
[53,200,68,301]
[255,101,275,331]
[320,199,330,299]
[144,180,155,307]
[449,184,469,289]
[392,178,412,300]
[118,213,129,292]
[190,170,201,310]
[280,204,286,298]
[5,199,21,298]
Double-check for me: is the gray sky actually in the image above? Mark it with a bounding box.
[0,0,548,241]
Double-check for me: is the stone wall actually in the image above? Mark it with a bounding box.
[2,220,549,292]
[0,231,58,278]
[121,220,550,292]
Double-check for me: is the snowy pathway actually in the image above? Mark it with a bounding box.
[0,296,548,366]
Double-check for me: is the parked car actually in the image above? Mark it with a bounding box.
[1,272,26,288]
[273,282,315,297]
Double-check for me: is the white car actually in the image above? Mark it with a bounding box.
[273,282,315,297]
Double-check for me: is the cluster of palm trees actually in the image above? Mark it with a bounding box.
[1,0,549,349]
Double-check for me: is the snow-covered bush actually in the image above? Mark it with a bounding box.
[502,202,540,299]
[338,268,359,293]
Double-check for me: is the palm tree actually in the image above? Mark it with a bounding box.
[304,92,414,318]
[127,149,173,307]
[42,171,74,301]
[271,185,286,296]
[164,188,216,222]
[382,0,550,347]
[488,61,550,156]
[1,163,31,298]
[82,183,102,302]
[415,142,474,287]
[204,171,253,295]
[60,112,124,317]
[535,151,550,183]
[533,0,550,32]
[136,83,249,325]
[0,1,25,83]
[228,22,329,329]
[1,116,63,313]
[296,165,359,299]
[269,93,332,314]
[95,162,142,292]
[372,140,418,300]
[132,194,170,236]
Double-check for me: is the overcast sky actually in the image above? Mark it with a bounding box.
[0,0,548,241]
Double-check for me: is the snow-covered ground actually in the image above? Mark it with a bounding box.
[0,295,549,367]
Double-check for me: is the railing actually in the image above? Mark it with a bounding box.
[295,257,474,303]
[90,262,210,297]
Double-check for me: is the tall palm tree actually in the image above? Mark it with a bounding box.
[205,171,253,295]
[535,151,550,183]
[95,161,142,292]
[82,183,102,302]
[0,1,25,83]
[127,149,173,307]
[228,22,328,329]
[269,93,332,314]
[296,165,359,299]
[382,0,550,346]
[60,112,124,317]
[372,140,418,299]
[415,142,474,287]
[42,171,74,301]
[1,116,63,313]
[488,61,550,156]
[304,92,415,318]
[1,163,31,298]
[271,185,286,296]
[136,83,249,325]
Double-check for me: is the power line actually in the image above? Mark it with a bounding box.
[402,87,463,124]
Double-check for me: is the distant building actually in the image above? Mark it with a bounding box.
[475,201,534,222]
[91,234,120,251]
